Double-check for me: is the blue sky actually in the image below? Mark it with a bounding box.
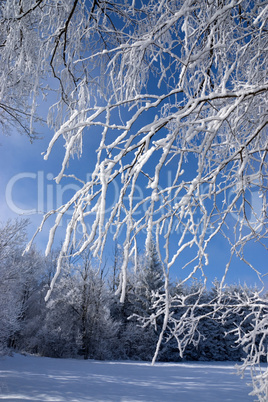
[0,121,267,289]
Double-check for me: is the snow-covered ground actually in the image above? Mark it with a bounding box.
[0,353,255,401]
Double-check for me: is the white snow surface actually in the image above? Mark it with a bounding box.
[0,353,255,401]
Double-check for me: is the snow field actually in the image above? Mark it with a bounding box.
[0,354,255,401]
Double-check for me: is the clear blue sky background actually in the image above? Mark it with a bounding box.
[0,121,267,290]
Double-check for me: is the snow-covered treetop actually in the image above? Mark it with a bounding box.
[1,1,267,301]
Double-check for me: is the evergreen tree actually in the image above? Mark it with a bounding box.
[134,242,164,319]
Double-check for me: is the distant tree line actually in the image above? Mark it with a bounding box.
[0,219,267,362]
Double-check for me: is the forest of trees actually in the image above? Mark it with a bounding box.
[1,219,266,364]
